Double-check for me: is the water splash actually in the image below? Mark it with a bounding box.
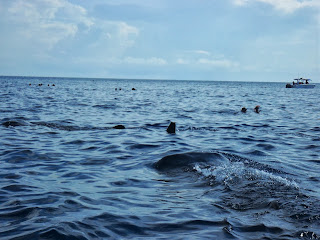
[193,161,298,188]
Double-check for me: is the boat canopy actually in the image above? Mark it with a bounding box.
[294,78,311,81]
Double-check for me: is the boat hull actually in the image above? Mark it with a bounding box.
[286,84,315,89]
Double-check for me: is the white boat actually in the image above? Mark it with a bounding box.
[286,78,315,88]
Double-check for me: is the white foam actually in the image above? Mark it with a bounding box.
[193,162,298,188]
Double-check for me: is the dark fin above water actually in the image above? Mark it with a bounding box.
[166,122,176,134]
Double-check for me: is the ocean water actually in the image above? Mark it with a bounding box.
[0,76,319,240]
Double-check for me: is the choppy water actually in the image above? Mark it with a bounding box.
[1,76,319,239]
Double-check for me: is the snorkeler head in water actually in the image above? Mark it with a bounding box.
[254,105,260,113]
[241,107,247,113]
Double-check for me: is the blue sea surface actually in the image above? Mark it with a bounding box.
[0,76,319,239]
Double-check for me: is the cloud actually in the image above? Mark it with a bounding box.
[117,22,140,47]
[5,0,92,48]
[176,57,239,69]
[233,0,250,6]
[175,50,238,69]
[0,0,139,55]
[176,58,190,65]
[191,50,211,56]
[233,0,320,13]
[124,57,167,65]
[197,58,239,68]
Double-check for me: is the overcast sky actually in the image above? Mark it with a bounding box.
[0,0,319,82]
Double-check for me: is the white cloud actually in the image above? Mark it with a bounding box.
[175,50,238,69]
[124,57,167,65]
[176,58,190,65]
[1,0,139,54]
[192,50,211,56]
[5,0,92,48]
[234,0,250,6]
[233,0,320,13]
[117,22,140,47]
[197,58,239,68]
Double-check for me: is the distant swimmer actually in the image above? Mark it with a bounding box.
[52,84,55,86]
[241,107,247,113]
[167,122,176,134]
[254,105,260,113]
[132,88,136,91]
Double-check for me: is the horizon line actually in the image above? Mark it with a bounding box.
[0,75,296,83]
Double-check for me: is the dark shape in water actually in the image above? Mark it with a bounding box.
[154,151,285,176]
[241,107,247,113]
[132,88,136,90]
[254,105,260,113]
[2,121,25,127]
[268,200,281,210]
[113,125,125,129]
[154,152,227,171]
[166,122,176,134]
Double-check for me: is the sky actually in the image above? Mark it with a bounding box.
[0,0,319,82]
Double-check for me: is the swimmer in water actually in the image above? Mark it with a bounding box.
[241,107,247,113]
